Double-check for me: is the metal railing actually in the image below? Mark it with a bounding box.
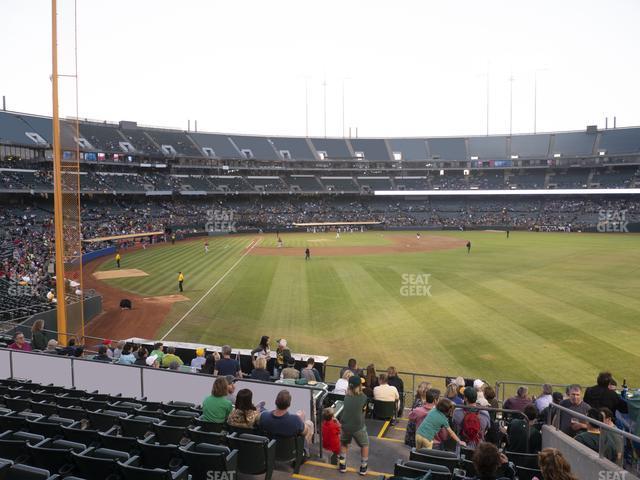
[325,363,458,407]
[546,402,640,471]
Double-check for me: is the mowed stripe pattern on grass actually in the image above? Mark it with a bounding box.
[99,232,640,386]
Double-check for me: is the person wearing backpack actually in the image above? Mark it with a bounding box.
[453,387,491,449]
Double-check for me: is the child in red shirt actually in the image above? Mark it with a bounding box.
[322,407,341,464]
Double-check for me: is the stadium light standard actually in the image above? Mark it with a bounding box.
[509,73,515,135]
[533,68,549,134]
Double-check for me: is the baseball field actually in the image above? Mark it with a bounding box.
[90,230,640,387]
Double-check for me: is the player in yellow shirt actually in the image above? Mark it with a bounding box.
[178,272,185,292]
[115,252,121,269]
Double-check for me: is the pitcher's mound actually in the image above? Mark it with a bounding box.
[143,295,190,304]
[93,269,149,280]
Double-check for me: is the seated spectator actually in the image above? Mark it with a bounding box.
[100,339,114,359]
[146,354,159,368]
[361,364,377,398]
[412,382,432,409]
[386,367,404,415]
[574,408,619,462]
[558,384,590,437]
[339,358,361,378]
[538,448,578,480]
[281,357,300,380]
[453,387,491,448]
[322,407,341,464]
[600,407,624,464]
[227,388,263,430]
[584,372,627,416]
[134,348,148,366]
[334,370,354,395]
[169,361,180,370]
[225,375,237,403]
[92,345,112,362]
[31,319,47,351]
[416,398,467,449]
[200,353,217,374]
[60,338,82,357]
[214,345,242,378]
[534,383,554,413]
[191,348,207,369]
[149,342,164,363]
[373,373,400,411]
[9,332,32,351]
[43,339,59,354]
[507,404,541,453]
[274,339,291,377]
[471,442,516,480]
[539,391,564,422]
[117,344,136,365]
[484,385,499,420]
[406,389,437,447]
[259,389,313,444]
[446,382,463,405]
[202,376,233,423]
[161,346,184,368]
[474,379,490,407]
[112,340,125,360]
[300,357,322,382]
[503,386,532,412]
[251,356,272,382]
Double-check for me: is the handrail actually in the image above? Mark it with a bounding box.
[546,402,640,467]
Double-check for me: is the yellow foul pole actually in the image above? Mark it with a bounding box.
[51,0,68,344]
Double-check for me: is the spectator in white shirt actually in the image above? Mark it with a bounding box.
[373,373,400,407]
[535,384,554,412]
[334,370,354,395]
[474,379,490,407]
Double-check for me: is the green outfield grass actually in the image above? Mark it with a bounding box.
[96,231,640,386]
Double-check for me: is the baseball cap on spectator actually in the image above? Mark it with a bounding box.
[196,347,205,356]
[455,376,465,388]
[146,354,158,366]
[473,379,484,390]
[349,375,361,388]
[103,339,112,346]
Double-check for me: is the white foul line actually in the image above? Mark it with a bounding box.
[160,238,260,341]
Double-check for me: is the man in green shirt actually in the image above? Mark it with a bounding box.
[339,375,370,475]
[416,398,467,449]
[161,346,183,368]
[202,377,233,423]
[149,342,165,363]
[575,408,618,462]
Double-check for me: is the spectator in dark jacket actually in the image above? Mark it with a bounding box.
[134,347,148,366]
[584,372,627,416]
[92,345,112,362]
[250,357,272,382]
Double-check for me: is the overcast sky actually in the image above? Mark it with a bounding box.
[1,0,639,138]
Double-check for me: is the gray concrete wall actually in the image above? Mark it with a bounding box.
[542,425,638,480]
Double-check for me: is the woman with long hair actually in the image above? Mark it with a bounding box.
[538,448,578,480]
[200,354,216,374]
[363,364,378,398]
[227,388,262,429]
[404,382,432,446]
[31,319,47,351]
[202,377,233,423]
